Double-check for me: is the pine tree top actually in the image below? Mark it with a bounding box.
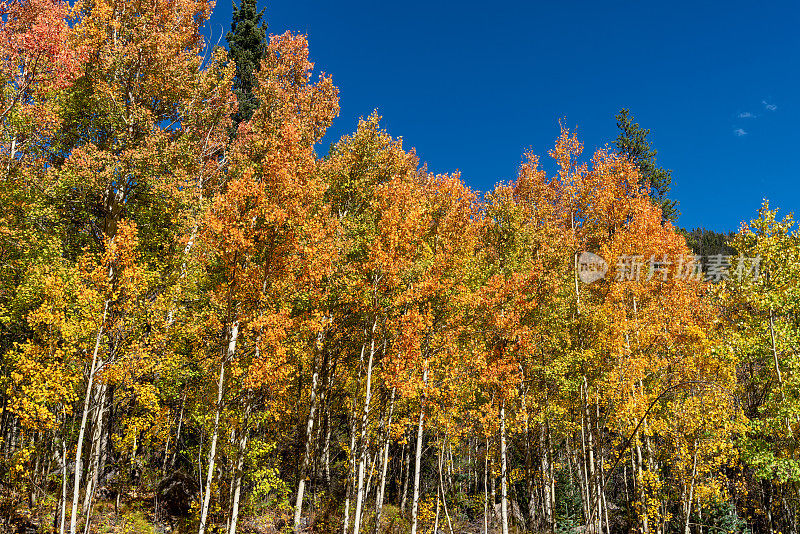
[615,108,679,223]
[226,0,268,130]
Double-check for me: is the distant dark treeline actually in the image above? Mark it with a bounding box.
[681,227,738,258]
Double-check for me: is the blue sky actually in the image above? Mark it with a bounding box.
[206,0,799,232]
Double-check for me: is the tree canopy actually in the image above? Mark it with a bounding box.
[0,2,794,534]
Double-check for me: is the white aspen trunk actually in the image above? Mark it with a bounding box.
[635,430,649,534]
[362,445,380,528]
[2,412,10,460]
[323,409,332,487]
[171,391,187,470]
[342,414,358,534]
[580,377,602,534]
[321,354,335,489]
[70,300,109,534]
[491,457,496,523]
[467,439,472,494]
[198,321,238,534]
[645,431,658,534]
[225,428,237,532]
[230,279,272,534]
[769,306,793,432]
[433,486,441,534]
[31,432,42,508]
[483,436,489,534]
[697,503,703,534]
[81,474,99,534]
[399,425,410,511]
[409,366,428,534]
[565,437,576,499]
[97,387,110,486]
[500,402,509,534]
[596,397,608,534]
[352,323,377,534]
[228,404,250,534]
[769,304,785,391]
[473,439,478,495]
[624,462,630,505]
[83,381,107,516]
[60,440,67,534]
[585,383,598,534]
[447,443,453,493]
[521,383,534,531]
[437,438,454,534]
[374,388,395,534]
[600,458,610,534]
[547,422,556,533]
[293,333,324,533]
[579,384,590,523]
[682,443,698,534]
[343,342,367,534]
[162,426,171,476]
[540,423,553,530]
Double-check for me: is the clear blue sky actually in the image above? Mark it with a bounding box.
[205,0,799,232]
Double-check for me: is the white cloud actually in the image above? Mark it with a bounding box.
[762,100,778,111]
[734,128,747,136]
[738,111,757,119]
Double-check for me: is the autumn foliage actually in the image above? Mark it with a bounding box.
[0,1,796,533]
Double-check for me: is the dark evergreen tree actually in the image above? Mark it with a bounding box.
[679,227,737,283]
[615,108,679,222]
[681,227,737,258]
[226,0,268,130]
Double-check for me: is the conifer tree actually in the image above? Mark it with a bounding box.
[681,227,736,259]
[226,0,268,129]
[615,108,679,222]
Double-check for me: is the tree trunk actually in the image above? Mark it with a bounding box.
[70,300,109,534]
[361,445,380,529]
[433,485,441,534]
[322,407,332,489]
[491,456,496,522]
[438,436,454,534]
[581,377,602,534]
[579,394,590,524]
[228,400,251,534]
[352,322,377,534]
[522,388,535,531]
[399,424,411,512]
[342,423,357,534]
[198,321,238,534]
[682,442,698,534]
[500,402,509,534]
[374,388,395,534]
[409,366,428,534]
[467,438,472,495]
[60,440,68,534]
[343,345,366,534]
[769,306,793,433]
[321,350,333,489]
[83,381,108,516]
[168,390,187,471]
[447,443,453,494]
[635,429,649,534]
[484,435,489,534]
[596,397,608,534]
[293,330,324,533]
[535,423,549,531]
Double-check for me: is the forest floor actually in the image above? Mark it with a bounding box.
[3,496,526,534]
